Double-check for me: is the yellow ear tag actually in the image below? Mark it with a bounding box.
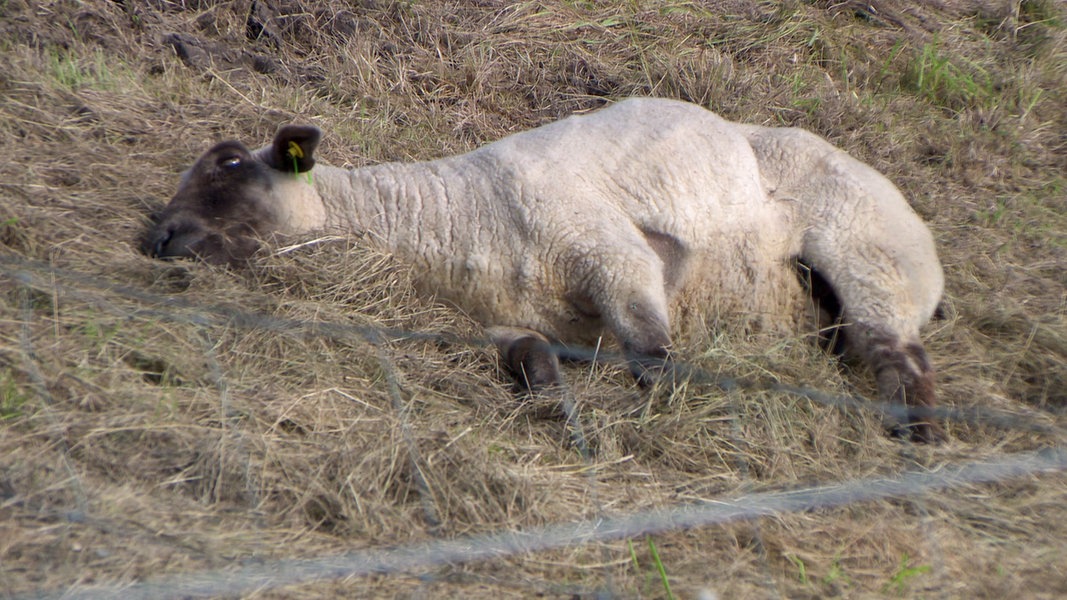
[287,140,305,159]
[286,140,312,184]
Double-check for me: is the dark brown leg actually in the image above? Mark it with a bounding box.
[488,327,563,391]
[854,325,945,443]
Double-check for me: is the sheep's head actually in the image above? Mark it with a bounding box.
[142,125,321,265]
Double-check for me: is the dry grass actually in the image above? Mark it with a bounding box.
[2,0,1066,597]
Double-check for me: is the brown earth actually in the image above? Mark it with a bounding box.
[1,0,1066,598]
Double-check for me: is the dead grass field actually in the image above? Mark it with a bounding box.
[1,0,1066,598]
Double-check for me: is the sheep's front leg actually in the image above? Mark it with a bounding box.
[852,324,945,443]
[488,326,563,391]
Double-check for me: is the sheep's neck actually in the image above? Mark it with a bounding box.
[309,160,477,256]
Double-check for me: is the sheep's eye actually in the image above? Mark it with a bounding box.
[219,156,242,169]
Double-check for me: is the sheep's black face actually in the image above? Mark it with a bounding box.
[143,140,281,265]
[143,124,321,265]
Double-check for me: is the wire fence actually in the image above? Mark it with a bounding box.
[17,448,1066,600]
[3,255,1059,436]
[3,253,1066,599]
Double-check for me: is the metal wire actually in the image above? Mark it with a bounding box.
[18,448,1067,600]
[1,255,1059,438]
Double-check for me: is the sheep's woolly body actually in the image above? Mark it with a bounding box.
[307,98,806,345]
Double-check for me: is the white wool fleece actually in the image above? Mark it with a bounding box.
[260,98,940,350]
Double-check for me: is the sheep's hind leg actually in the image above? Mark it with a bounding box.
[566,236,675,387]
[488,326,563,391]
[602,286,674,388]
[852,324,945,443]
[619,322,673,388]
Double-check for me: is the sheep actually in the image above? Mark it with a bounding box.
[142,97,945,442]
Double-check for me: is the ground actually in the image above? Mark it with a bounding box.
[1,0,1066,598]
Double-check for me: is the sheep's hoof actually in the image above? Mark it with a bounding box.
[503,335,563,391]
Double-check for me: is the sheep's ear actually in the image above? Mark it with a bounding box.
[266,125,321,173]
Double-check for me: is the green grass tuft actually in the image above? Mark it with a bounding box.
[883,553,932,596]
[903,36,995,111]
